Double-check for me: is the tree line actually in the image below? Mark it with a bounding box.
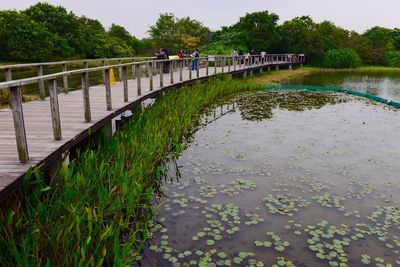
[1,3,400,67]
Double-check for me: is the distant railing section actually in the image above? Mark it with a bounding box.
[0,53,305,163]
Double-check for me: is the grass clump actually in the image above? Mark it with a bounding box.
[0,76,257,266]
[323,49,361,68]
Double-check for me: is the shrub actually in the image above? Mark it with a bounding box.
[386,51,400,67]
[323,49,361,68]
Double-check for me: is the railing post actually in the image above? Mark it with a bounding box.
[37,65,45,99]
[5,68,12,81]
[170,60,174,84]
[132,59,136,79]
[122,65,128,102]
[48,79,62,140]
[149,61,154,91]
[9,86,29,163]
[196,61,200,78]
[81,72,91,122]
[228,57,231,72]
[104,68,112,110]
[159,62,163,87]
[84,61,89,88]
[222,57,225,72]
[206,58,209,76]
[62,63,69,93]
[102,60,106,84]
[136,64,141,95]
[118,60,123,81]
[214,58,217,74]
[146,61,150,78]
[179,59,183,81]
[189,65,192,79]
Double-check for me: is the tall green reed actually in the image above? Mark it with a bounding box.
[0,75,258,266]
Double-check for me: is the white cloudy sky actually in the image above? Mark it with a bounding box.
[1,0,399,38]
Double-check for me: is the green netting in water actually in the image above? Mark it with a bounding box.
[262,84,400,109]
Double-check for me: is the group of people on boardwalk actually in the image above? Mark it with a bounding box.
[156,48,200,72]
[232,49,266,66]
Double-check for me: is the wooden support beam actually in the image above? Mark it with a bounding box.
[62,63,69,93]
[159,63,163,87]
[104,68,112,110]
[149,61,153,91]
[37,65,45,100]
[48,79,62,140]
[9,86,29,163]
[81,72,91,122]
[179,60,183,81]
[118,60,123,81]
[170,60,174,84]
[136,64,141,95]
[102,60,106,84]
[122,65,128,102]
[5,68,12,81]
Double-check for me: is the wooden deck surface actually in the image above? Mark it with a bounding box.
[0,62,289,197]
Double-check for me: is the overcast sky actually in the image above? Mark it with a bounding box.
[1,0,400,38]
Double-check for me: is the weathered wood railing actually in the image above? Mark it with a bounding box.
[0,53,305,163]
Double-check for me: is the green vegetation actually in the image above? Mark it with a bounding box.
[0,3,142,61]
[1,3,400,68]
[323,49,361,68]
[0,76,258,266]
[148,13,210,51]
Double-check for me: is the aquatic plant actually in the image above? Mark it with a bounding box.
[0,76,258,266]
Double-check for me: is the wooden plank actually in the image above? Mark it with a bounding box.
[137,64,141,96]
[37,65,45,99]
[149,62,153,91]
[81,72,91,122]
[62,63,69,93]
[9,86,29,163]
[104,68,112,110]
[122,66,128,102]
[48,79,62,140]
[5,68,12,81]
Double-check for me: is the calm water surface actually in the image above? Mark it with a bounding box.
[140,90,400,267]
[287,71,400,102]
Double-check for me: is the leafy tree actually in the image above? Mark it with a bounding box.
[108,24,139,54]
[0,10,54,61]
[23,3,80,57]
[209,11,279,53]
[278,16,318,61]
[149,13,210,51]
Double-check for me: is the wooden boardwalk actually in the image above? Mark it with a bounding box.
[0,57,300,201]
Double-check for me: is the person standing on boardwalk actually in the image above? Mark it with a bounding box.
[178,50,185,70]
[178,50,185,59]
[191,48,199,71]
[156,48,167,74]
[164,48,170,73]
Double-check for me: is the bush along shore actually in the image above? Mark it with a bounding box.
[0,76,258,266]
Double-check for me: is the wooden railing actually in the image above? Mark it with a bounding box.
[0,53,305,163]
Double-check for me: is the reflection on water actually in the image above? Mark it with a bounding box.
[287,71,400,102]
[140,91,400,267]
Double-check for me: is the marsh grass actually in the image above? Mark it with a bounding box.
[0,76,258,266]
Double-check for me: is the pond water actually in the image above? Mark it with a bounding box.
[287,70,400,103]
[139,90,400,267]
